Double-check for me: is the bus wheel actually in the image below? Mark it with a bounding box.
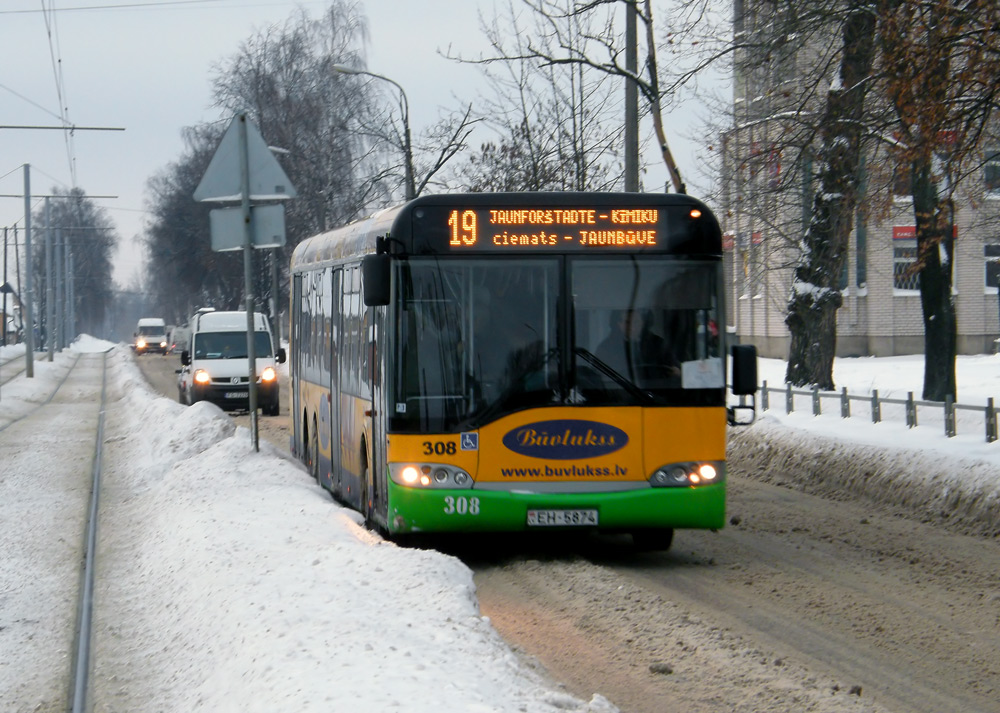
[309,417,320,485]
[632,528,674,552]
[263,397,279,417]
[360,452,378,532]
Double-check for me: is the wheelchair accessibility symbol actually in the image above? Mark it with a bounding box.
[460,432,479,451]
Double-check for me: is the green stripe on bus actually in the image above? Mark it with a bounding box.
[384,479,725,534]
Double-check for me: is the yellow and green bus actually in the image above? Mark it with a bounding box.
[289,192,756,549]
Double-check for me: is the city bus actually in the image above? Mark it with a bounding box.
[289,192,756,549]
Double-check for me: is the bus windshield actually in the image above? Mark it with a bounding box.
[390,257,722,432]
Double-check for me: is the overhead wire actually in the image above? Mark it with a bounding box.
[0,1,325,15]
[40,0,78,188]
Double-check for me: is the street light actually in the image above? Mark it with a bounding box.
[333,64,415,201]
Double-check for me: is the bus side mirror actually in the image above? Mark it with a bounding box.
[181,350,191,366]
[362,253,391,307]
[276,347,287,364]
[730,344,757,395]
[728,344,757,426]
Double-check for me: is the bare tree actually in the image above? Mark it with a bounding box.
[698,0,1000,395]
[32,188,118,339]
[210,2,373,236]
[145,124,244,323]
[877,0,1000,401]
[331,72,479,201]
[449,0,698,192]
[785,3,876,389]
[144,0,372,321]
[447,0,623,191]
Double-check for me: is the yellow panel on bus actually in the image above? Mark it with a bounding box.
[386,406,725,487]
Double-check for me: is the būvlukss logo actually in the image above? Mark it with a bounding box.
[502,419,628,459]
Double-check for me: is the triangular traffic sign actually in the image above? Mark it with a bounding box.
[193,114,298,202]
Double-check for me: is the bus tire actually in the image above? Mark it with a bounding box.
[309,416,320,485]
[631,528,674,552]
[263,396,279,417]
[360,453,374,529]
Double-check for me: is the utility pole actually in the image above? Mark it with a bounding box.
[624,1,639,192]
[57,227,65,349]
[45,199,54,360]
[23,166,34,377]
[2,227,8,347]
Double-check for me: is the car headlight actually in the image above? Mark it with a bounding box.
[389,463,473,489]
[649,461,724,487]
[159,341,167,348]
[136,339,147,348]
[193,369,212,385]
[260,366,277,382]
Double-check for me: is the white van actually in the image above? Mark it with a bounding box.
[134,317,168,355]
[177,310,286,416]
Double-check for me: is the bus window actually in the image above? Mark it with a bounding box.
[572,258,722,402]
[391,258,559,432]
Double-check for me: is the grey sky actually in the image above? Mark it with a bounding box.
[1,0,702,287]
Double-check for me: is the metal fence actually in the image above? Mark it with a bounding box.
[759,381,999,443]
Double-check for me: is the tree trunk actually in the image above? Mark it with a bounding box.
[911,158,958,401]
[785,7,875,390]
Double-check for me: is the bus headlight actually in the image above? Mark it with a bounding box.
[260,366,277,382]
[697,463,718,481]
[649,461,724,487]
[136,338,147,349]
[193,369,212,385]
[390,463,474,489]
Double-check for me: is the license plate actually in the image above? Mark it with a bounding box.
[224,391,246,399]
[526,509,598,527]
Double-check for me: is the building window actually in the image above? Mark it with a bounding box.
[986,244,1000,289]
[985,150,1000,196]
[894,240,920,291]
[892,159,912,200]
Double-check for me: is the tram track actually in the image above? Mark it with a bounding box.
[0,350,109,712]
[0,350,44,390]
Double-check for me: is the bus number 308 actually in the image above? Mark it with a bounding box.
[423,441,457,455]
[443,496,480,516]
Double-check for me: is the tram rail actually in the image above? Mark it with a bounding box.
[0,350,108,711]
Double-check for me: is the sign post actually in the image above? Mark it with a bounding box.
[194,112,296,451]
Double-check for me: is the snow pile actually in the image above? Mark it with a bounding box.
[729,418,1000,536]
[94,344,617,712]
[732,355,1000,537]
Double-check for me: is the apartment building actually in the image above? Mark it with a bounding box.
[723,1,1000,358]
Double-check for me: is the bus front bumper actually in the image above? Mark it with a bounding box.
[383,479,725,535]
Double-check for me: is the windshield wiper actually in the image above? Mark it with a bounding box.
[460,346,559,429]
[574,347,658,405]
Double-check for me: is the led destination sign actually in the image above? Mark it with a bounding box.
[444,206,667,251]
